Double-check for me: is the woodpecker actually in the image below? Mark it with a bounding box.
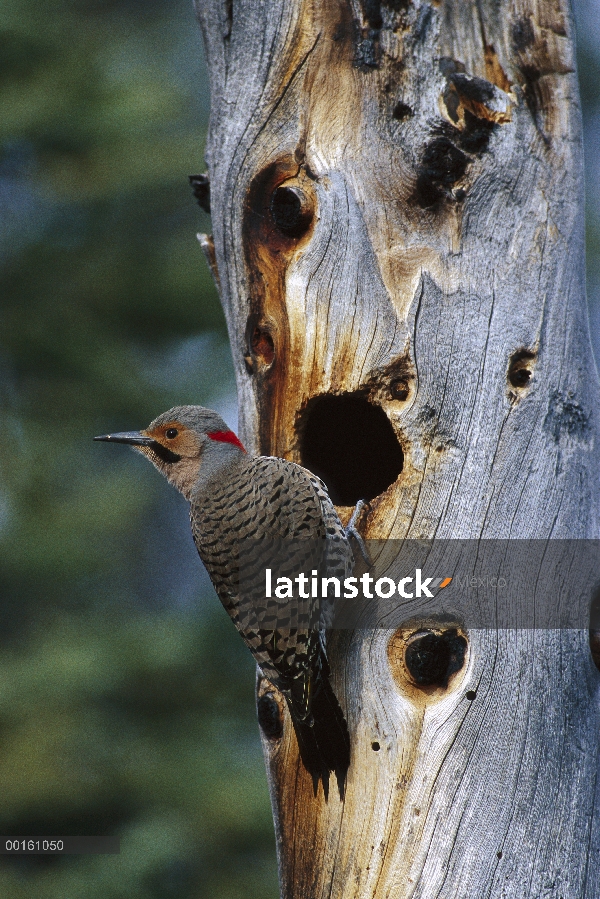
[95,405,360,794]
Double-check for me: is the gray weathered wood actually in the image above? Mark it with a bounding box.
[195,1,600,896]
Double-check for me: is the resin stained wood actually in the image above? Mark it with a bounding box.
[196,1,600,896]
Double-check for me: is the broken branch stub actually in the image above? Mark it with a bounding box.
[196,1,600,897]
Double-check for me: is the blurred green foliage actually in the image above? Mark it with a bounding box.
[0,0,277,896]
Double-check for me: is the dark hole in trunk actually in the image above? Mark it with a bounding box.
[405,630,467,688]
[299,394,404,505]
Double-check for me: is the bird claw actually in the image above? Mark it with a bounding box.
[345,499,372,567]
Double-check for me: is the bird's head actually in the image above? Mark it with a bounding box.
[94,405,246,499]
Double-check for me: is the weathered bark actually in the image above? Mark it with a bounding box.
[196,1,600,896]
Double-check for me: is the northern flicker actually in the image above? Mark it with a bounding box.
[95,405,358,793]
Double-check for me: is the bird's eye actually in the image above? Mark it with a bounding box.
[165,428,178,439]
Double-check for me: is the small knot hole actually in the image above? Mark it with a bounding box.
[508,349,535,390]
[390,378,410,401]
[404,629,467,689]
[257,692,283,740]
[271,186,313,238]
[393,101,413,120]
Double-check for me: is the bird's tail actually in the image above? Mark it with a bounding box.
[287,669,350,799]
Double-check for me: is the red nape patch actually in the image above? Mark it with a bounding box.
[207,430,246,452]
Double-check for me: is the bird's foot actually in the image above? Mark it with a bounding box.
[345,500,372,567]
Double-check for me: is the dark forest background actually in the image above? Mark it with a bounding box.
[0,1,599,897]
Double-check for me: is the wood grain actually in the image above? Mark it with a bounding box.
[196,1,600,895]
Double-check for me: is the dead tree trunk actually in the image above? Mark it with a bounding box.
[196,1,600,896]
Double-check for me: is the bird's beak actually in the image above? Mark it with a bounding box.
[94,431,181,463]
[93,431,155,446]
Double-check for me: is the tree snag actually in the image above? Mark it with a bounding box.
[196,1,600,897]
